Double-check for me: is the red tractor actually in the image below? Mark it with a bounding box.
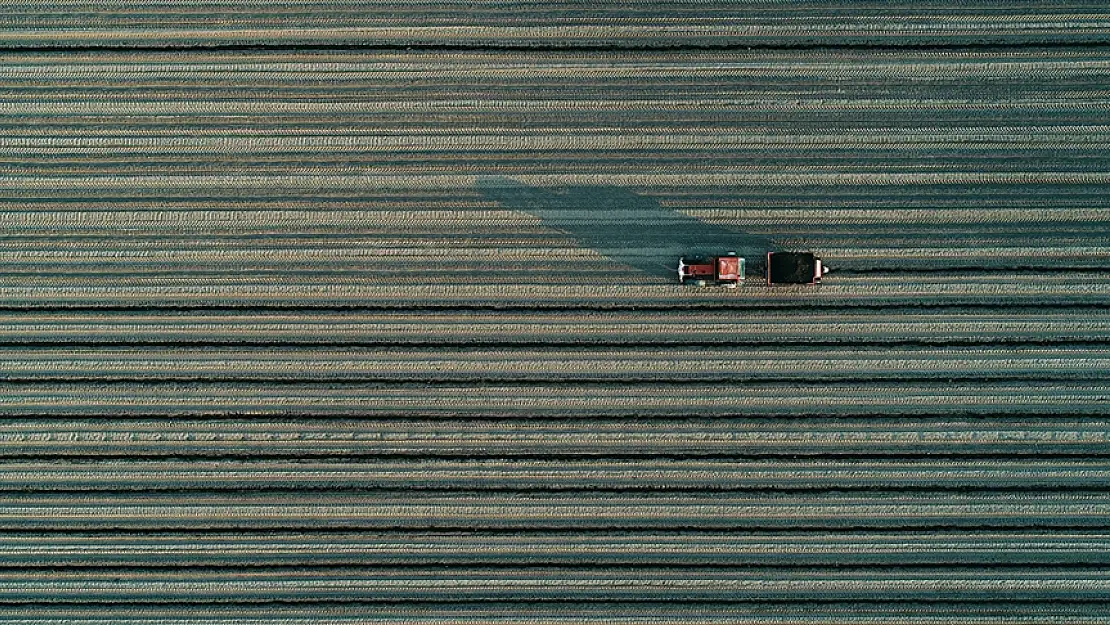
[678,252,744,288]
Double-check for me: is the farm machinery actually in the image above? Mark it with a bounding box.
[679,251,827,287]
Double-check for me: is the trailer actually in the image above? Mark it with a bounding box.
[766,252,828,285]
[677,252,744,288]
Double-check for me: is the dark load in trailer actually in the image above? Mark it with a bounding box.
[766,252,828,285]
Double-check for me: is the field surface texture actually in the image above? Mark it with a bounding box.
[2,2,1110,623]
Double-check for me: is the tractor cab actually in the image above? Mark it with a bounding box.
[678,252,744,288]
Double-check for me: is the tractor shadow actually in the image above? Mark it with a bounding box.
[475,176,778,282]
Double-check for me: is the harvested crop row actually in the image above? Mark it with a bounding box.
[0,491,1106,529]
[0,278,1107,307]
[0,345,1106,382]
[2,566,1110,602]
[0,310,1102,345]
[1,458,1109,491]
[2,604,1105,625]
[4,530,1110,566]
[0,382,1104,416]
[0,417,1107,458]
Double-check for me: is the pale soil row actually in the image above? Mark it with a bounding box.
[2,48,1109,76]
[1,208,1108,230]
[1,346,1105,381]
[3,173,1109,192]
[6,98,1106,117]
[0,271,681,288]
[3,130,1107,153]
[4,605,1110,625]
[4,121,1108,142]
[0,311,1103,344]
[3,15,1109,47]
[0,492,1106,529]
[1,458,1109,491]
[0,194,1097,210]
[0,418,1106,457]
[0,278,1106,306]
[7,124,1109,139]
[0,383,1104,416]
[0,238,1102,259]
[24,152,1109,170]
[4,530,1110,566]
[688,208,1110,226]
[2,566,1110,602]
[17,22,1106,46]
[2,54,1108,85]
[3,46,1106,63]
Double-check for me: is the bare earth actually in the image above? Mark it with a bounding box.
[1,2,1109,622]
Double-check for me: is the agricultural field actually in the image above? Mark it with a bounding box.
[0,2,1109,622]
